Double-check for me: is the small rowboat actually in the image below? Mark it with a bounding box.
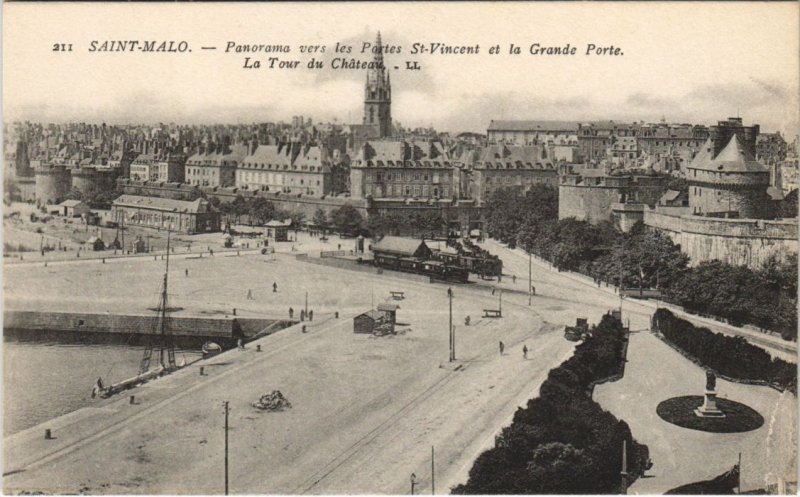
[202,341,223,358]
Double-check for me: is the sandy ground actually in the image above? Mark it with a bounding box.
[4,238,795,494]
[4,248,579,494]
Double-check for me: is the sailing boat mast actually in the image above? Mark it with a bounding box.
[140,231,177,373]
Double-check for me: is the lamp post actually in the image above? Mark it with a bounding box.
[223,400,229,495]
[528,251,532,306]
[447,288,454,362]
[410,473,417,495]
[498,289,502,318]
[431,446,435,495]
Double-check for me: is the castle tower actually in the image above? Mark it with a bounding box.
[363,32,392,138]
[686,134,773,219]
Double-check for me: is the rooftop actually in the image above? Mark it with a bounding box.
[688,136,767,174]
[112,194,211,214]
[487,120,578,132]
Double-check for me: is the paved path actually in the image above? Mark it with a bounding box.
[594,331,796,494]
[484,239,797,492]
[482,239,796,362]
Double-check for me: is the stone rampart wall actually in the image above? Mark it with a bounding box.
[644,210,797,267]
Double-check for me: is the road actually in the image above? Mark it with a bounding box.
[6,238,793,494]
[4,250,578,494]
[484,239,797,493]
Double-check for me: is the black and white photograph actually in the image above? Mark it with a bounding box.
[2,1,798,494]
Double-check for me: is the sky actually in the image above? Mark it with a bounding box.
[3,2,799,135]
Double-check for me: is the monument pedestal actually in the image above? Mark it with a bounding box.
[694,389,726,418]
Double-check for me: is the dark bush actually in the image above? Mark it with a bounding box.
[653,308,796,394]
[452,314,648,494]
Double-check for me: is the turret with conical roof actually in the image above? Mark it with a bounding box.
[686,126,773,219]
[363,31,392,138]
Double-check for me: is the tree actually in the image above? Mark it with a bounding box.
[289,210,306,234]
[330,204,363,235]
[487,185,558,246]
[248,197,274,225]
[230,195,248,224]
[312,208,328,234]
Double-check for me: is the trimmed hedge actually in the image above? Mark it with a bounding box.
[652,308,797,394]
[452,314,649,494]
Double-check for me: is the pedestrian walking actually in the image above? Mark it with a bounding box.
[273,282,278,293]
[185,268,189,277]
[309,310,314,321]
[512,275,516,284]
[289,307,294,319]
[531,285,536,296]
[492,288,496,296]
[247,289,253,300]
[499,341,505,356]
[237,338,245,350]
[523,345,528,359]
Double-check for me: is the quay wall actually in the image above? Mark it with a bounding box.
[118,179,369,219]
[4,310,286,342]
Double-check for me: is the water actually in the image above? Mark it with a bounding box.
[3,334,202,436]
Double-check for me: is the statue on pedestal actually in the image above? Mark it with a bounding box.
[696,369,725,418]
[706,370,717,392]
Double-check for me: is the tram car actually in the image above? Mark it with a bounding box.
[374,253,469,283]
[370,236,496,283]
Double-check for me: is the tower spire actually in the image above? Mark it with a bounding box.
[363,30,392,138]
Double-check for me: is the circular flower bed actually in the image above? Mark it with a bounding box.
[656,396,763,433]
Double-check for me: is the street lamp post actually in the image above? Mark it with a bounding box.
[499,289,502,318]
[447,288,454,362]
[528,251,532,306]
[223,400,229,496]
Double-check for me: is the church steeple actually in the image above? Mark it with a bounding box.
[363,31,392,138]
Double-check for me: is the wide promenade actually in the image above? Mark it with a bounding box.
[5,242,578,494]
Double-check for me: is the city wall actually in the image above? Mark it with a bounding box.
[119,180,369,218]
[559,184,622,224]
[644,210,798,267]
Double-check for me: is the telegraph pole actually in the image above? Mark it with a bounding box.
[305,291,308,315]
[431,446,435,495]
[223,401,230,495]
[498,289,502,318]
[448,288,454,362]
[528,251,532,306]
[620,439,628,495]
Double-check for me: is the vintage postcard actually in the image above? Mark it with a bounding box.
[2,1,798,494]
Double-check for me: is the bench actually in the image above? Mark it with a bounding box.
[389,291,405,300]
[483,309,502,318]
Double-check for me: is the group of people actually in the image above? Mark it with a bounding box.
[288,307,314,321]
[499,341,529,359]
